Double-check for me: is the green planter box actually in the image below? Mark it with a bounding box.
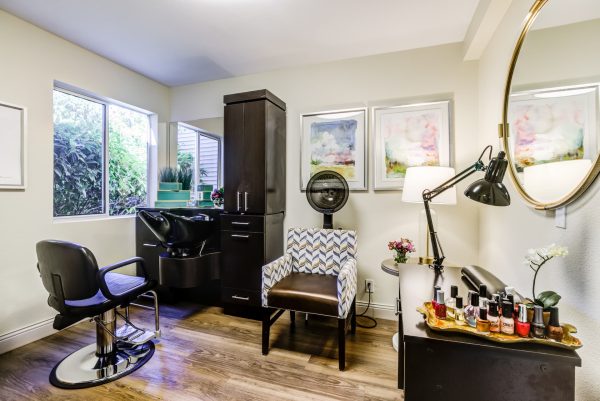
[159,182,182,191]
[157,190,190,201]
[196,200,214,207]
[154,200,188,208]
[197,184,213,192]
[198,191,212,201]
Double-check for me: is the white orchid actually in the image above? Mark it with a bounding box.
[524,244,568,304]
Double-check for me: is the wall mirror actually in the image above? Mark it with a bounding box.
[501,0,600,209]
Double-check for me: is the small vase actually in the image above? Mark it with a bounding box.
[394,252,408,264]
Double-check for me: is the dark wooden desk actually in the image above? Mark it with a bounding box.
[396,263,581,401]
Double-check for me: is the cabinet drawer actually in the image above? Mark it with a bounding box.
[221,231,264,290]
[221,287,260,306]
[221,214,264,232]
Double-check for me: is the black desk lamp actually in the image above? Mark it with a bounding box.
[423,145,510,272]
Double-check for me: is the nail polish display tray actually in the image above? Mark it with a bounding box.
[417,302,582,350]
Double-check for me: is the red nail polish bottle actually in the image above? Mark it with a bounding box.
[434,290,447,320]
[515,304,530,338]
[432,285,441,310]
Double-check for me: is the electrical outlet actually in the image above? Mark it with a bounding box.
[365,279,375,293]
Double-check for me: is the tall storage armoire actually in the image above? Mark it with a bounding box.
[221,89,286,313]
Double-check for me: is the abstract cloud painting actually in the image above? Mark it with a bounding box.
[301,109,366,190]
[373,101,450,190]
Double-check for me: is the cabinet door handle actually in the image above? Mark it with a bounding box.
[232,295,250,301]
[231,234,250,239]
[143,243,159,248]
[231,221,250,226]
[244,192,248,211]
[237,192,241,211]
[395,297,402,316]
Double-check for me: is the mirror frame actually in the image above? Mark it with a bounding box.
[500,0,600,210]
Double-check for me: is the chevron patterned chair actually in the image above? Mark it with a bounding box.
[261,227,357,370]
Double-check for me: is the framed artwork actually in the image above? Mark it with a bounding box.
[300,108,367,190]
[372,100,450,190]
[508,84,598,172]
[0,101,27,189]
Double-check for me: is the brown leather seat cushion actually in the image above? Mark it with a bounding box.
[267,272,338,317]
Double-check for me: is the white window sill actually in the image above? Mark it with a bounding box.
[53,214,136,224]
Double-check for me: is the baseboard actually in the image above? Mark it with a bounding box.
[0,318,56,355]
[356,300,397,321]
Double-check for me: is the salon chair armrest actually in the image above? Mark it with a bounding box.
[261,253,293,307]
[98,257,152,302]
[336,257,357,319]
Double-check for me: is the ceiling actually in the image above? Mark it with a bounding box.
[0,0,480,87]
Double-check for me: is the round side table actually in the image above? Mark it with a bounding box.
[380,258,402,352]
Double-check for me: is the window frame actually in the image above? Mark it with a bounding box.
[176,122,222,190]
[52,85,152,220]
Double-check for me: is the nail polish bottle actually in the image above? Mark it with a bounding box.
[432,285,441,310]
[479,284,489,309]
[515,303,531,338]
[434,290,447,320]
[547,306,564,342]
[446,285,458,319]
[476,308,490,334]
[531,305,546,338]
[454,296,466,325]
[500,301,515,335]
[464,291,479,328]
[506,294,515,317]
[487,300,500,333]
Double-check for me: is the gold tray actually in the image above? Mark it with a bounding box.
[417,302,582,350]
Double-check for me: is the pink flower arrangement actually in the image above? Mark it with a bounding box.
[388,238,415,264]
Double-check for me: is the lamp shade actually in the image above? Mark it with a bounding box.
[464,151,510,206]
[523,159,592,203]
[402,166,457,204]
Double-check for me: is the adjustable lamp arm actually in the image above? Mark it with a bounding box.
[422,145,493,272]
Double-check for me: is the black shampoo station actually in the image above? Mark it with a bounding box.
[138,210,220,288]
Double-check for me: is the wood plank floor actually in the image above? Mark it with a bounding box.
[0,304,403,400]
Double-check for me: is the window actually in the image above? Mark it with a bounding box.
[53,88,150,217]
[176,123,221,190]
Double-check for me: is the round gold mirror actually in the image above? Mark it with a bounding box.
[501,0,600,209]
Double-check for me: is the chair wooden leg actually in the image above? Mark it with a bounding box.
[338,318,346,371]
[262,308,270,355]
[351,297,356,334]
[290,310,296,325]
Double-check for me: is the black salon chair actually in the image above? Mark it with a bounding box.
[36,240,160,389]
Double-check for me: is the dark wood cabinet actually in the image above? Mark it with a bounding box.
[222,90,286,311]
[223,90,286,214]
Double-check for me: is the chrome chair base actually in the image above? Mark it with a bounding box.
[49,341,154,389]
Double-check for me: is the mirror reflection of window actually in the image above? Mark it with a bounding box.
[176,123,222,196]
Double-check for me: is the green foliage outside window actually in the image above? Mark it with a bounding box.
[53,90,149,217]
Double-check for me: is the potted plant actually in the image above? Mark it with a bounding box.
[211,187,224,207]
[177,167,193,191]
[388,238,415,264]
[158,167,181,191]
[524,244,568,323]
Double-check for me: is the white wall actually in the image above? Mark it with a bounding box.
[171,43,480,311]
[478,3,600,400]
[0,10,170,347]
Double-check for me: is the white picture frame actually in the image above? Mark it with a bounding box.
[0,101,27,189]
[300,108,367,191]
[372,100,450,190]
